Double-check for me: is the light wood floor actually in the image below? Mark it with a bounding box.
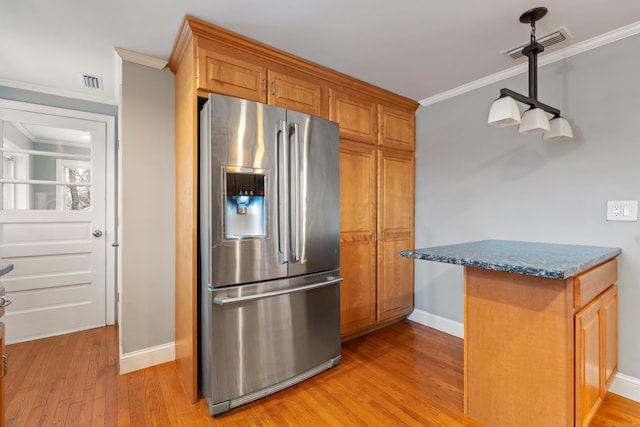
[5,321,640,426]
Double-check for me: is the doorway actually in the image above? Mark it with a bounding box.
[0,100,116,343]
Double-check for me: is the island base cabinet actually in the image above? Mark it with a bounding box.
[575,285,618,427]
[464,267,574,427]
[464,264,618,427]
[603,286,618,389]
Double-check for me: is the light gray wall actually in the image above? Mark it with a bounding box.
[415,33,640,379]
[120,61,175,353]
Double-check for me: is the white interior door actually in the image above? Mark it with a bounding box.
[0,103,111,344]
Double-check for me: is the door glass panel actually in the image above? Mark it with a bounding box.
[1,120,92,210]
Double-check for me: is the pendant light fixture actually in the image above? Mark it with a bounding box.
[488,7,573,140]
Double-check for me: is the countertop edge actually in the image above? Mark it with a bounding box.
[400,244,622,280]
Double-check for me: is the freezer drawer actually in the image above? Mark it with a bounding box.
[201,270,342,415]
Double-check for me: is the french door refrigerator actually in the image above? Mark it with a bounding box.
[199,94,342,416]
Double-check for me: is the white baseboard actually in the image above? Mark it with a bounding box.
[408,308,640,403]
[610,373,640,403]
[408,308,464,339]
[119,342,175,374]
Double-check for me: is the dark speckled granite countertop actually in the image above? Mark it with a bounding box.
[400,240,621,279]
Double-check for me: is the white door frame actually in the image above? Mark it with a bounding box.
[0,99,117,325]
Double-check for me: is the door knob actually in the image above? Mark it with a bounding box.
[0,296,11,307]
[93,230,103,238]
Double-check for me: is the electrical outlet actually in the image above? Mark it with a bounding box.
[606,200,638,221]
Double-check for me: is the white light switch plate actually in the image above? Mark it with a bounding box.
[606,200,638,221]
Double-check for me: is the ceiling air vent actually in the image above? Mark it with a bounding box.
[501,26,572,60]
[80,73,103,90]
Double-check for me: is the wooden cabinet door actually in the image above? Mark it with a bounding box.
[329,88,378,144]
[377,150,414,321]
[602,285,618,389]
[198,48,267,103]
[339,142,377,336]
[575,297,603,427]
[379,104,415,151]
[268,70,324,117]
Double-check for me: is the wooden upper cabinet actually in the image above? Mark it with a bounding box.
[379,104,415,151]
[197,48,267,103]
[268,70,324,117]
[196,48,325,116]
[329,87,415,151]
[329,88,378,145]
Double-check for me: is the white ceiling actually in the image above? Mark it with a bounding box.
[1,0,639,106]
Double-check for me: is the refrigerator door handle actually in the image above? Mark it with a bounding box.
[289,122,301,263]
[213,277,343,305]
[277,119,289,264]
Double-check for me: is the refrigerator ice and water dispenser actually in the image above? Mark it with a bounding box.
[224,170,266,239]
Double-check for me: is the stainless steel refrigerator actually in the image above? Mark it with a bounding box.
[199,94,342,416]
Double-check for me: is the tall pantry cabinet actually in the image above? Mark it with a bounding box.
[330,87,416,337]
[169,15,418,402]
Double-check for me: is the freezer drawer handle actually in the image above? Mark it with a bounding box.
[213,277,343,306]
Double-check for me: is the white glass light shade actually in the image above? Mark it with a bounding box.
[543,116,573,141]
[519,108,550,134]
[488,96,521,127]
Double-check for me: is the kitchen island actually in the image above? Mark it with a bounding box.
[401,240,621,427]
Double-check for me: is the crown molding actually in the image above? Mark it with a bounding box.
[169,15,417,111]
[115,47,167,70]
[419,21,640,107]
